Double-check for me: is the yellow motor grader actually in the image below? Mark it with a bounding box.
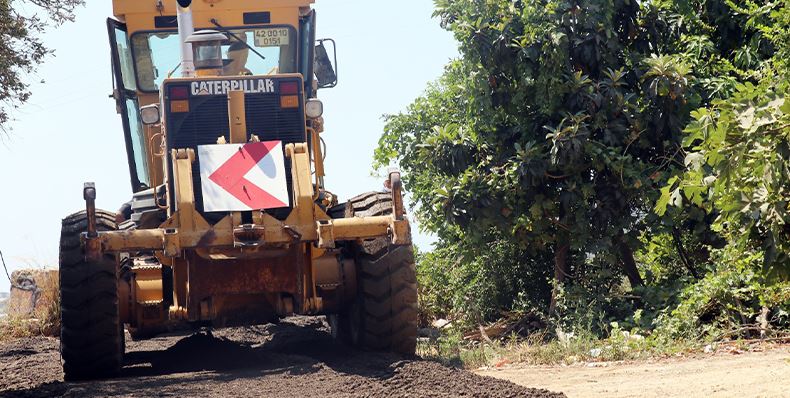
[59,0,416,381]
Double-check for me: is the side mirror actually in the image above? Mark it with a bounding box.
[314,39,338,89]
[140,104,161,125]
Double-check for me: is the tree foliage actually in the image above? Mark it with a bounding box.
[0,0,84,132]
[378,0,790,332]
[417,234,553,327]
[378,0,763,279]
[657,1,790,280]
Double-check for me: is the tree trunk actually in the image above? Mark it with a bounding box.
[549,242,570,314]
[672,227,701,279]
[615,237,643,287]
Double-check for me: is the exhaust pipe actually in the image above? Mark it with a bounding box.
[177,3,196,77]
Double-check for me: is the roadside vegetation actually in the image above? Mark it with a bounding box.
[0,271,60,343]
[379,0,790,366]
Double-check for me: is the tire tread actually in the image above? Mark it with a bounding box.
[59,210,123,381]
[334,192,418,356]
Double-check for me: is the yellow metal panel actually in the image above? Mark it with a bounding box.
[120,6,303,34]
[228,90,247,143]
[172,150,196,228]
[114,0,314,17]
[98,214,412,252]
[284,143,317,240]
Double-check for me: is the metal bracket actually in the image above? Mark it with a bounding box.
[283,225,302,241]
[84,182,97,238]
[163,228,180,257]
[390,220,412,246]
[389,170,405,221]
[233,224,265,247]
[82,182,103,262]
[316,220,335,249]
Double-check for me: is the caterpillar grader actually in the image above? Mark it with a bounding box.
[59,0,416,381]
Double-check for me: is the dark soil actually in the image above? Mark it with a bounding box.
[0,317,564,398]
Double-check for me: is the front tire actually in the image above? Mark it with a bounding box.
[59,210,123,381]
[332,192,418,356]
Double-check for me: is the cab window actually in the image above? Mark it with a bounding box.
[131,26,298,92]
[108,19,150,192]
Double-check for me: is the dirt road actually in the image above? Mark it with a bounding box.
[479,345,790,398]
[0,317,563,398]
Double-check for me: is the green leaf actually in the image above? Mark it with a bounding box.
[655,185,672,216]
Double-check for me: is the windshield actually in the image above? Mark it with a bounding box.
[131,26,297,92]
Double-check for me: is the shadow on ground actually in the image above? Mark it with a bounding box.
[121,317,403,379]
[2,318,412,397]
[0,317,564,398]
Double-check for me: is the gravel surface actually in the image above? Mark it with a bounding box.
[0,317,564,398]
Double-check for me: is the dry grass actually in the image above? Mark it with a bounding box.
[0,270,60,343]
[418,327,701,369]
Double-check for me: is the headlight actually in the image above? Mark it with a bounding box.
[305,99,324,119]
[140,104,161,125]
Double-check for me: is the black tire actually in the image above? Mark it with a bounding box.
[332,192,418,356]
[59,210,123,381]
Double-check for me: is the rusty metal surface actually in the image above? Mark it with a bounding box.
[313,252,342,290]
[186,251,300,296]
[316,220,335,249]
[184,245,302,322]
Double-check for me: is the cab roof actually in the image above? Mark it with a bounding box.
[113,0,315,33]
[113,0,315,18]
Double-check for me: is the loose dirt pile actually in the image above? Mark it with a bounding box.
[0,317,564,398]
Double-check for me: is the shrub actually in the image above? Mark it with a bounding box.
[417,235,553,329]
[653,244,790,343]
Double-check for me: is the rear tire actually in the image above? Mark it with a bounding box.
[332,192,418,356]
[59,210,123,381]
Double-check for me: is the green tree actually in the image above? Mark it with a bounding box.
[377,0,776,320]
[657,1,790,281]
[0,0,84,133]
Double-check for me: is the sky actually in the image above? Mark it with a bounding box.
[0,0,458,293]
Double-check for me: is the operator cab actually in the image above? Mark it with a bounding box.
[108,0,336,195]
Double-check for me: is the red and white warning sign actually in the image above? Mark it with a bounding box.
[198,141,290,212]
